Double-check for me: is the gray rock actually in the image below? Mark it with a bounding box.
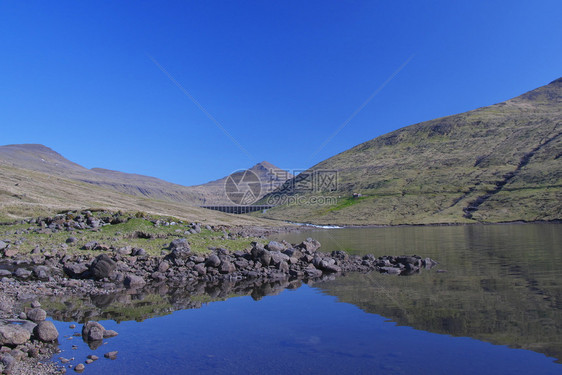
[0,354,15,374]
[266,241,285,252]
[158,261,170,273]
[133,248,147,256]
[14,268,32,279]
[277,260,289,273]
[75,363,85,372]
[194,264,206,276]
[0,323,31,345]
[0,270,11,277]
[83,241,99,250]
[33,320,59,342]
[65,237,78,244]
[104,351,118,360]
[219,261,236,274]
[90,254,116,280]
[299,238,321,253]
[0,241,7,251]
[205,254,221,267]
[64,263,89,278]
[103,329,118,338]
[260,251,272,266]
[116,247,132,256]
[33,265,51,279]
[169,238,190,250]
[27,308,47,322]
[124,274,146,288]
[283,248,303,259]
[82,321,105,341]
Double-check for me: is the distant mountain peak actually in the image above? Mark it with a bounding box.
[3,143,57,153]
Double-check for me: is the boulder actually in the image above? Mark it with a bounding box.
[0,354,15,375]
[104,351,118,360]
[219,261,236,274]
[124,274,146,289]
[260,251,272,266]
[116,247,133,256]
[65,237,78,244]
[194,264,206,276]
[103,330,118,338]
[283,248,303,259]
[14,268,32,279]
[3,249,18,257]
[82,241,98,250]
[266,241,285,252]
[205,254,221,268]
[27,308,47,322]
[32,265,51,279]
[33,321,59,342]
[90,254,116,280]
[0,241,7,251]
[63,263,90,279]
[133,248,147,256]
[0,323,31,345]
[82,321,105,341]
[276,260,289,273]
[298,238,321,253]
[169,238,190,251]
[157,261,170,273]
[250,242,265,259]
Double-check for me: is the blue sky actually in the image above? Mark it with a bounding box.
[1,1,561,185]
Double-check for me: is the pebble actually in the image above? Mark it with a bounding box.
[104,351,118,360]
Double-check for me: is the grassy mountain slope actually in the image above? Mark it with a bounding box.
[259,78,562,225]
[0,144,291,206]
[0,163,277,226]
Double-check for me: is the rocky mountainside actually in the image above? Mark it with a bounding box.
[260,78,562,225]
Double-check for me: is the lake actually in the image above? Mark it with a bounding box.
[47,223,562,374]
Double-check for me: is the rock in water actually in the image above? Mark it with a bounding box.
[103,329,118,338]
[82,321,105,341]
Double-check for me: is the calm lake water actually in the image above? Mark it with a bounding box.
[48,223,562,374]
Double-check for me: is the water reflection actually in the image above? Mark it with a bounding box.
[40,276,338,324]
[275,223,562,363]
[38,224,562,367]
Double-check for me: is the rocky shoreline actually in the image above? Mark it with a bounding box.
[0,212,438,374]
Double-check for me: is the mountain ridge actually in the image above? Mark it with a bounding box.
[0,144,292,207]
[258,77,562,225]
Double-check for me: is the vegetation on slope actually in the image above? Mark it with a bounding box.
[258,78,562,225]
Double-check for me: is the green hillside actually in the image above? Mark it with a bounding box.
[259,78,562,225]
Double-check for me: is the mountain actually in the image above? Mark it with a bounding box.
[259,78,562,225]
[0,144,291,222]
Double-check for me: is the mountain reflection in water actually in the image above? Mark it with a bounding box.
[274,223,562,364]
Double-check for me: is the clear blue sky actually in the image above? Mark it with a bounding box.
[1,1,561,185]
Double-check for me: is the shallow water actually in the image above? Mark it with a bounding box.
[49,223,562,374]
